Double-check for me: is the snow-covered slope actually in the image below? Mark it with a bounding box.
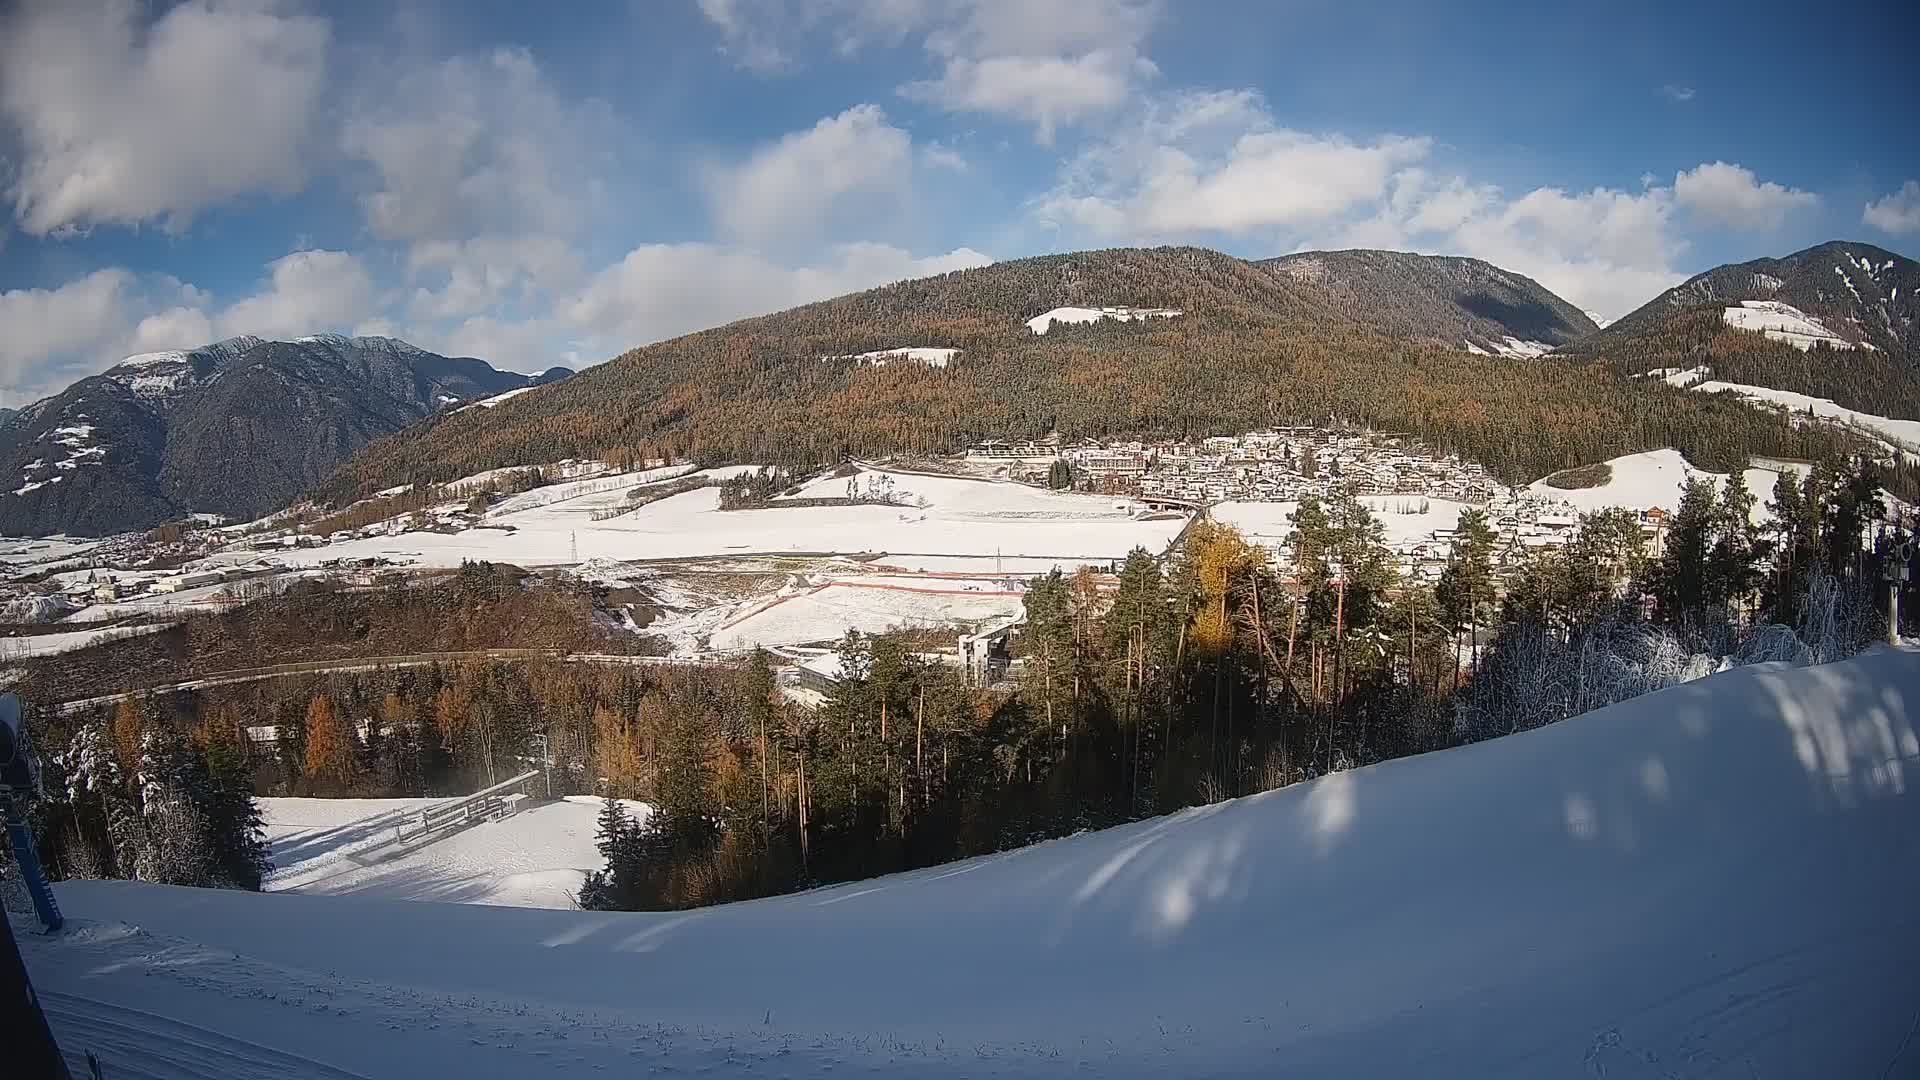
[1525,447,1801,518]
[263,795,648,908]
[1025,306,1182,334]
[1721,300,1859,351]
[822,346,960,368]
[1690,378,1920,451]
[26,648,1920,1077]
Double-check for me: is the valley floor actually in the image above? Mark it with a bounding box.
[19,647,1920,1077]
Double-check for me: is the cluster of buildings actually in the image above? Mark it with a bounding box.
[962,428,1669,590]
[964,430,1503,504]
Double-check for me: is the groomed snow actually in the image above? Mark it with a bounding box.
[25,647,1920,1077]
[1722,300,1855,351]
[1026,306,1182,335]
[264,795,649,909]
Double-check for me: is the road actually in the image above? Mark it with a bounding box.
[52,649,732,714]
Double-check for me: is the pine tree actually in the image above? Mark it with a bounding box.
[58,719,141,878]
[197,715,271,889]
[1646,477,1718,628]
[134,727,219,887]
[1436,507,1498,678]
[1707,470,1761,619]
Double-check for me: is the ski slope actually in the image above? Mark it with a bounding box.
[263,795,647,908]
[23,647,1920,1077]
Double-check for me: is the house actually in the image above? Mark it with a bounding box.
[795,652,847,694]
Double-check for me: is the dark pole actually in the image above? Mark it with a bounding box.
[0,905,72,1080]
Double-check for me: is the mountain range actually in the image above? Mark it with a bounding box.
[7,241,1910,538]
[0,334,568,536]
[314,246,1873,507]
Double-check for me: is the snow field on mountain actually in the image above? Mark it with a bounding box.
[1721,300,1855,351]
[1025,306,1182,334]
[25,647,1920,1077]
[1691,379,1920,452]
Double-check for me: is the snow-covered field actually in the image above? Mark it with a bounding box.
[1526,448,1801,520]
[1213,496,1475,550]
[263,795,645,909]
[202,469,1185,573]
[1721,300,1857,351]
[1025,306,1182,335]
[711,581,1026,651]
[0,621,170,658]
[0,535,100,567]
[24,648,1920,1077]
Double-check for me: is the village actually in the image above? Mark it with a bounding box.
[965,428,1673,586]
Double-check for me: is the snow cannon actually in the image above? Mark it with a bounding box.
[0,694,62,932]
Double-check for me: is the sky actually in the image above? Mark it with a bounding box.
[0,0,1916,406]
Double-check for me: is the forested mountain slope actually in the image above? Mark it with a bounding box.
[1261,249,1598,356]
[318,247,1871,505]
[0,334,570,536]
[1561,241,1919,420]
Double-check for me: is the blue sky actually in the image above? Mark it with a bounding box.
[1,0,1915,405]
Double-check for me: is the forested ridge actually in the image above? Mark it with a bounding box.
[1563,240,1919,421]
[316,246,1875,504]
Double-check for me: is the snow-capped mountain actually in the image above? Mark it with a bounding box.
[0,334,571,536]
[1586,240,1917,358]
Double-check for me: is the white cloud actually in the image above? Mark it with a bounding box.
[0,270,138,399]
[697,0,1158,139]
[215,250,376,341]
[1038,90,1430,236]
[697,0,797,73]
[128,306,217,356]
[1673,161,1817,230]
[1032,87,1828,319]
[712,105,916,247]
[1864,181,1920,235]
[0,0,329,234]
[565,242,992,351]
[1660,85,1696,102]
[340,46,613,326]
[903,51,1149,143]
[342,47,604,248]
[1369,174,1687,320]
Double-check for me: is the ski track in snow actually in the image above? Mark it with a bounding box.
[22,648,1920,1077]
